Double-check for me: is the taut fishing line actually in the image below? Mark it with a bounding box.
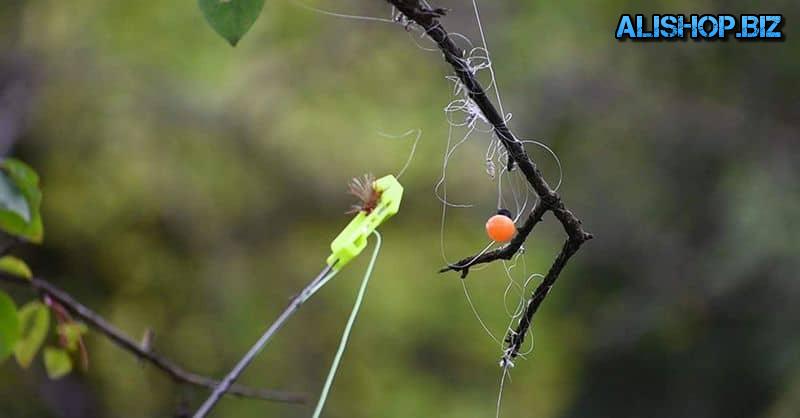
[289,0,397,25]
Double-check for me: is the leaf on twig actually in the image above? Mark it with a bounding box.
[0,159,43,243]
[0,291,20,363]
[14,301,49,368]
[58,322,88,352]
[198,0,265,46]
[0,256,32,280]
[43,347,72,379]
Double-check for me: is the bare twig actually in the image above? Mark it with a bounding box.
[386,0,592,361]
[504,238,583,358]
[0,273,307,404]
[439,201,548,278]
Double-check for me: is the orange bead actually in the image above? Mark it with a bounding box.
[485,214,516,242]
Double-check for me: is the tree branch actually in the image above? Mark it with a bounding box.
[0,273,307,404]
[386,0,592,360]
[504,238,583,362]
[439,201,548,278]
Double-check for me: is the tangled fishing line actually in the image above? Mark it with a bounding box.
[192,1,591,417]
[382,1,592,416]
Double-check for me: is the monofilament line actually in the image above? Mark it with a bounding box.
[312,230,382,418]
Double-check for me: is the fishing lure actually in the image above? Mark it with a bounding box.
[486,209,516,243]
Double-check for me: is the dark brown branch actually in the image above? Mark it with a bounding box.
[0,273,307,404]
[503,238,582,362]
[440,201,548,278]
[386,0,592,359]
[388,0,592,260]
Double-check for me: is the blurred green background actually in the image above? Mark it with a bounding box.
[1,0,799,417]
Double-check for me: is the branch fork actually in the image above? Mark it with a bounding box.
[386,0,593,361]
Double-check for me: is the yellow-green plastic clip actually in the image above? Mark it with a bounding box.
[326,175,403,270]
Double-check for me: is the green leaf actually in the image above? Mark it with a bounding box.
[0,173,30,221]
[14,301,49,368]
[0,159,43,243]
[2,159,40,188]
[58,322,88,351]
[198,0,265,46]
[0,291,20,363]
[43,347,72,379]
[0,256,32,279]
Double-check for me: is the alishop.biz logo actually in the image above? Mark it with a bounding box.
[616,14,784,41]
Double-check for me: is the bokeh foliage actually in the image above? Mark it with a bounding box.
[1,1,799,417]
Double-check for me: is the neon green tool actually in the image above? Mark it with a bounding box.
[194,174,403,418]
[326,174,403,270]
